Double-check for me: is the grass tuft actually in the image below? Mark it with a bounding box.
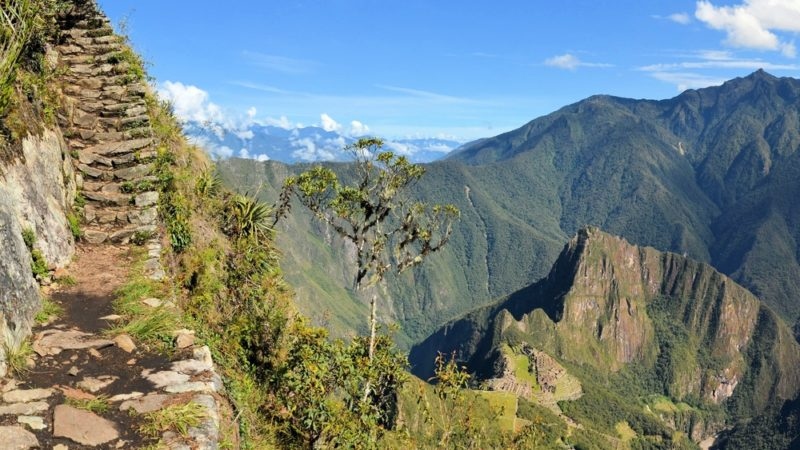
[3,340,33,376]
[66,396,110,414]
[141,401,207,437]
[35,297,63,324]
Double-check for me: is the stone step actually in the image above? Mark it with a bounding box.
[91,35,121,45]
[77,151,112,168]
[56,44,83,55]
[123,127,152,140]
[120,115,150,128]
[83,138,153,157]
[73,17,110,30]
[59,54,94,65]
[93,130,123,141]
[82,190,132,207]
[114,163,153,181]
[83,43,123,56]
[76,163,109,180]
[83,225,155,244]
[82,203,157,225]
[84,26,115,38]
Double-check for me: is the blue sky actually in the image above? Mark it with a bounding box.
[96,0,800,141]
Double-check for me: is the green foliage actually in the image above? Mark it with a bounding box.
[157,155,192,252]
[120,179,156,194]
[21,226,34,250]
[196,168,222,198]
[66,396,110,414]
[0,0,36,119]
[3,339,32,376]
[35,297,62,324]
[105,45,146,85]
[110,275,177,348]
[131,229,154,246]
[140,401,207,438]
[222,193,273,241]
[394,353,513,449]
[66,213,81,240]
[29,247,48,278]
[74,193,86,209]
[1,0,69,143]
[280,138,459,287]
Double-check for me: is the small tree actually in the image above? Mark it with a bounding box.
[276,137,459,402]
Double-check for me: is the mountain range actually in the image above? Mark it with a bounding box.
[219,69,800,348]
[183,120,463,163]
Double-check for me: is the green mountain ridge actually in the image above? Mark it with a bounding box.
[411,227,800,446]
[218,69,800,346]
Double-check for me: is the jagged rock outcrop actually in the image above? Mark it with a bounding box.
[411,227,800,414]
[54,0,159,247]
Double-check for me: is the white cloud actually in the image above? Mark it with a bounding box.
[187,135,235,159]
[247,107,257,119]
[291,137,336,161]
[158,81,227,125]
[640,49,798,90]
[384,141,417,156]
[263,115,293,129]
[234,129,255,140]
[669,12,692,24]
[544,53,613,70]
[320,113,342,132]
[545,53,580,70]
[256,154,270,162]
[640,58,798,71]
[649,71,728,92]
[239,148,250,159]
[426,143,455,153]
[349,120,370,136]
[696,0,800,57]
[217,145,234,158]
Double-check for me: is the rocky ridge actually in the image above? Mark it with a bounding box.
[410,227,800,442]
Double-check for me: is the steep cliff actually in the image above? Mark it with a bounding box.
[411,227,800,434]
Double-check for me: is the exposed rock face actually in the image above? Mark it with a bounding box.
[0,128,77,375]
[411,227,800,412]
[1,130,76,267]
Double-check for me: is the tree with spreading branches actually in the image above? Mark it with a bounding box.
[276,137,459,402]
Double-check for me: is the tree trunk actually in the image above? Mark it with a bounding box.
[363,293,377,403]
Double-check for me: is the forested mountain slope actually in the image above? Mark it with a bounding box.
[219,70,800,345]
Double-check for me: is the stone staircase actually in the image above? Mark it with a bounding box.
[55,0,159,250]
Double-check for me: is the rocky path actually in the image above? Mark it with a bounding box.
[0,1,224,447]
[56,0,162,268]
[0,244,223,449]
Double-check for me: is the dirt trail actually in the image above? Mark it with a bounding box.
[0,243,223,449]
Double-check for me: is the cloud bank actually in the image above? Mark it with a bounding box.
[695,0,800,57]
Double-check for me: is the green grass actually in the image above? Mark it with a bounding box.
[3,340,32,376]
[66,396,110,414]
[476,390,518,433]
[67,213,82,239]
[140,402,207,438]
[35,297,63,324]
[109,275,178,347]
